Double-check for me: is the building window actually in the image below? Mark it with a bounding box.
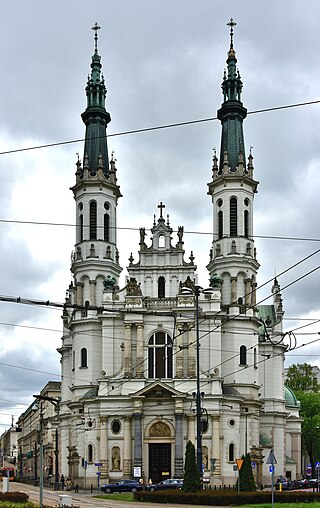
[111,420,121,434]
[158,276,165,298]
[244,210,249,238]
[89,201,97,240]
[80,348,88,368]
[218,210,223,239]
[79,214,83,242]
[228,443,235,462]
[88,444,93,463]
[148,332,173,379]
[72,351,75,371]
[240,345,247,366]
[230,197,237,237]
[104,213,110,242]
[158,234,165,248]
[254,347,257,369]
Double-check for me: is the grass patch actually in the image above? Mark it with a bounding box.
[94,492,138,502]
[0,503,38,508]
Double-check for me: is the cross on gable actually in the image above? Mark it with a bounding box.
[157,201,165,218]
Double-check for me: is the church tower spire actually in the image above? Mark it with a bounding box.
[70,25,122,303]
[81,23,111,176]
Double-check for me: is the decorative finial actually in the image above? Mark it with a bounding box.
[249,145,253,155]
[91,22,101,54]
[213,147,216,158]
[227,18,237,49]
[76,152,80,163]
[157,201,165,219]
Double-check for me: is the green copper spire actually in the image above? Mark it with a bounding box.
[217,19,247,172]
[81,23,111,176]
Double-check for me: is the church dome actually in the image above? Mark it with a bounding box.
[284,385,300,408]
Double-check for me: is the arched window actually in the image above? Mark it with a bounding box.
[88,444,93,463]
[89,201,97,240]
[158,276,165,298]
[158,235,165,248]
[240,345,247,366]
[228,443,235,462]
[244,210,249,238]
[230,197,237,237]
[148,332,172,379]
[218,211,223,239]
[254,347,257,368]
[80,348,88,368]
[79,214,83,242]
[104,213,110,242]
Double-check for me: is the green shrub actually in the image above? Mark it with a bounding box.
[0,491,29,503]
[182,440,201,493]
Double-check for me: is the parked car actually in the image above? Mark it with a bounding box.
[275,477,291,491]
[146,478,183,491]
[101,479,144,493]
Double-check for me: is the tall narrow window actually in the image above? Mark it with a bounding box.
[104,213,110,242]
[240,345,247,366]
[158,234,165,248]
[254,348,257,369]
[158,276,165,298]
[228,443,235,462]
[218,211,223,239]
[148,332,172,379]
[88,444,93,463]
[89,201,97,240]
[230,197,237,237]
[244,210,249,238]
[79,214,83,242]
[80,348,88,368]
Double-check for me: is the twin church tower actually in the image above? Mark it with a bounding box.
[58,21,300,486]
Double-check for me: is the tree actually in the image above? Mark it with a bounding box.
[295,390,320,477]
[182,441,201,493]
[237,453,256,491]
[286,363,319,392]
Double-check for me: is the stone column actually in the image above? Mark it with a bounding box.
[89,280,96,306]
[99,416,109,478]
[175,329,184,378]
[174,412,184,477]
[123,416,132,477]
[133,412,143,475]
[211,415,221,477]
[136,324,144,378]
[187,414,195,445]
[188,327,196,377]
[251,281,257,305]
[124,324,132,377]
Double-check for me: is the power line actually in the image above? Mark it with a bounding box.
[0,99,320,157]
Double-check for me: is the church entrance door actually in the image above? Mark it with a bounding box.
[148,443,171,484]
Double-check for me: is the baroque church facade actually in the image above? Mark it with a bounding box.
[58,24,301,487]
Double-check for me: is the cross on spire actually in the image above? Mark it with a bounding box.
[91,22,101,53]
[227,18,237,49]
[157,201,165,218]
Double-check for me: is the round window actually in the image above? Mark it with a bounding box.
[217,198,223,207]
[229,419,235,427]
[244,198,249,206]
[104,202,110,210]
[79,202,83,211]
[111,420,121,434]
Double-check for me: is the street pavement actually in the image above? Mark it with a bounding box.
[11,482,223,508]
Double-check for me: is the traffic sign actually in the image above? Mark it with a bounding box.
[235,459,243,470]
[266,450,277,465]
[251,461,256,468]
[315,462,320,469]
[95,463,102,467]
[269,465,275,473]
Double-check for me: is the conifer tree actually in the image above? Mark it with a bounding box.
[237,453,256,491]
[182,440,201,492]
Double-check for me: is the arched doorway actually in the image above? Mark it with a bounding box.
[148,421,172,483]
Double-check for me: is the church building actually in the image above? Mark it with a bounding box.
[58,22,301,487]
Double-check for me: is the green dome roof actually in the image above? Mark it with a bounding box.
[284,385,300,408]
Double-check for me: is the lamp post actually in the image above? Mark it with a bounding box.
[33,395,60,508]
[181,285,212,478]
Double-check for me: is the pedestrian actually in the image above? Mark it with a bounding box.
[60,474,65,490]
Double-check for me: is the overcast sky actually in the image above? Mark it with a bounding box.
[0,0,319,429]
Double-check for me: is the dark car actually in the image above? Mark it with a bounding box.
[101,479,144,493]
[147,478,183,491]
[275,477,291,490]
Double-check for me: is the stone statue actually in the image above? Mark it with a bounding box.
[112,446,121,471]
[126,277,142,296]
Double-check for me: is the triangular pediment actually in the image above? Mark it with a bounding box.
[130,381,186,399]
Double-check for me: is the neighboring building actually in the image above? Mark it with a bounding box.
[58,23,301,487]
[0,426,19,472]
[16,381,61,481]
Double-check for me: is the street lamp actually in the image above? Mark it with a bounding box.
[181,285,212,478]
[33,395,60,508]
